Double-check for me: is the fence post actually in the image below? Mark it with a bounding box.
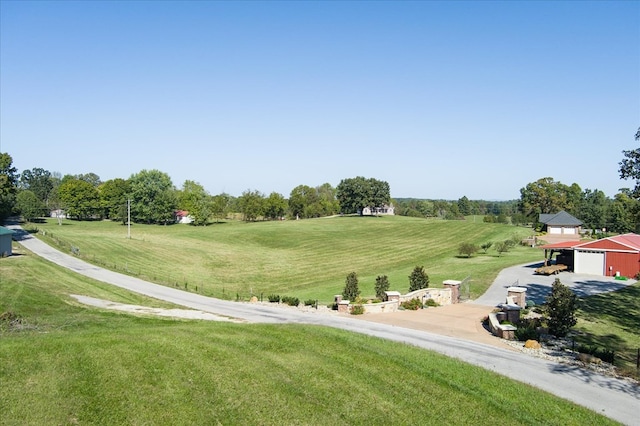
[637,348,639,370]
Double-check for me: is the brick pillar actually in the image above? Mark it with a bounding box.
[337,300,350,313]
[507,287,527,308]
[443,280,461,304]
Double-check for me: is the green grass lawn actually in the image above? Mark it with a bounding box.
[28,216,541,302]
[0,251,616,425]
[575,282,640,377]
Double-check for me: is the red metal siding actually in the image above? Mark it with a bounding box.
[605,252,640,278]
[580,239,633,251]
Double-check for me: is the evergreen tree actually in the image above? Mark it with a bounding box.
[408,266,429,292]
[374,275,390,300]
[342,272,360,301]
[545,278,578,337]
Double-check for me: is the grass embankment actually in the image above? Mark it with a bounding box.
[576,283,640,377]
[0,250,615,425]
[30,216,541,302]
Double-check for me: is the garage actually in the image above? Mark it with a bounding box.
[541,233,640,278]
[574,250,605,275]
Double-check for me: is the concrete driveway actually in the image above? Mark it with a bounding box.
[7,224,640,425]
[473,261,637,307]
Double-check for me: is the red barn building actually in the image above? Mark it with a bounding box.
[541,234,640,278]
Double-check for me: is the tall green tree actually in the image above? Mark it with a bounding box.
[238,189,264,222]
[211,193,231,222]
[58,178,101,220]
[264,192,287,220]
[0,153,19,221]
[618,127,640,197]
[19,168,53,206]
[16,190,45,221]
[99,178,130,222]
[128,169,177,224]
[580,189,608,230]
[545,278,578,338]
[288,185,317,219]
[179,180,212,226]
[408,266,429,292]
[457,196,471,216]
[336,176,390,214]
[518,177,582,221]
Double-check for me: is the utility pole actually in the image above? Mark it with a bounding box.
[127,199,131,239]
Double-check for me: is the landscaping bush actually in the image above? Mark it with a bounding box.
[515,318,540,341]
[400,298,422,310]
[342,272,360,301]
[424,298,439,307]
[304,299,316,307]
[267,294,280,303]
[408,266,429,292]
[350,304,365,315]
[374,275,390,300]
[281,296,300,307]
[576,344,615,364]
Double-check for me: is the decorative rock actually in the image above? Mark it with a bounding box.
[524,339,541,349]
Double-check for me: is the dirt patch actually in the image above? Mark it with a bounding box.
[70,295,244,322]
[351,302,515,350]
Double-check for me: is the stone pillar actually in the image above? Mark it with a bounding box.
[507,287,527,308]
[443,280,461,304]
[337,300,350,313]
[502,305,522,325]
[384,291,400,303]
[334,295,342,304]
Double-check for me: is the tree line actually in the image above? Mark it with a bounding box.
[0,156,391,226]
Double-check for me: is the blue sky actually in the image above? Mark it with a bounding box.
[1,1,638,200]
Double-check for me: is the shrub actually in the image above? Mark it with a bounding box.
[350,304,365,315]
[515,318,540,341]
[281,296,300,307]
[400,298,422,310]
[424,298,439,307]
[576,344,615,364]
[458,242,478,258]
[480,242,493,253]
[267,294,280,303]
[304,299,316,307]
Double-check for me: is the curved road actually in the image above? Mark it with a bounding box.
[8,225,639,425]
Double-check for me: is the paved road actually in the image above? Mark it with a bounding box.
[474,261,637,307]
[9,225,640,425]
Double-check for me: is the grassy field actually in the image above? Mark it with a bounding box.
[28,216,541,302]
[0,249,616,425]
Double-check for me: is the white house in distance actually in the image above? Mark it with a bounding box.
[361,204,395,216]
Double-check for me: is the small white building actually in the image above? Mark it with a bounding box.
[0,226,14,257]
[361,204,395,216]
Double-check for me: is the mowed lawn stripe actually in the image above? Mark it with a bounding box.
[32,216,540,301]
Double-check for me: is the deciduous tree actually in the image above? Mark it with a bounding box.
[336,176,390,215]
[16,190,44,221]
[619,127,640,197]
[238,189,264,222]
[179,180,212,226]
[19,168,53,206]
[58,178,101,220]
[0,153,18,221]
[128,169,177,224]
[264,192,287,220]
[458,242,478,258]
[99,178,130,222]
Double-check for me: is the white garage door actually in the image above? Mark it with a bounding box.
[563,227,576,235]
[575,250,605,275]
